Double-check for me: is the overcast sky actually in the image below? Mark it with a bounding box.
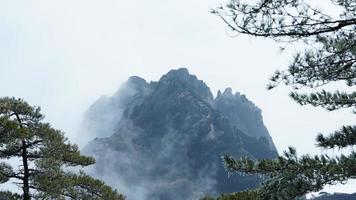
[0,0,354,194]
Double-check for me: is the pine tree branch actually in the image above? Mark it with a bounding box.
[317,126,356,149]
[0,191,21,200]
[223,149,356,199]
[0,147,22,158]
[213,0,356,41]
[290,90,356,111]
[0,162,22,183]
[268,32,356,89]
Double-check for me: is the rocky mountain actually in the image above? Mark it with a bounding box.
[81,68,278,200]
[311,192,356,200]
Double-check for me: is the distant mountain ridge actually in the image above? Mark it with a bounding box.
[310,192,356,200]
[81,68,278,200]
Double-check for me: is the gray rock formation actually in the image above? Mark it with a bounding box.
[80,68,278,200]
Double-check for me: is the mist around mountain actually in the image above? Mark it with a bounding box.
[80,68,278,200]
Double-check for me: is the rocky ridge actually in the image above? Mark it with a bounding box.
[81,68,278,200]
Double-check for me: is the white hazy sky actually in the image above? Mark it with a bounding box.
[0,0,354,194]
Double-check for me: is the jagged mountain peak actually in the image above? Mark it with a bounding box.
[114,76,149,96]
[159,68,193,84]
[165,67,190,77]
[216,88,243,100]
[127,76,148,88]
[81,68,278,200]
[222,87,233,96]
[158,68,213,100]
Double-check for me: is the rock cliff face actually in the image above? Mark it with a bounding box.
[81,68,278,200]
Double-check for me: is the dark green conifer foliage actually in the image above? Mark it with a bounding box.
[202,190,261,200]
[0,191,21,200]
[211,0,356,199]
[0,97,125,200]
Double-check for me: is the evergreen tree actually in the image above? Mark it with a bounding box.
[0,97,125,200]
[211,0,356,199]
[0,191,21,200]
[201,190,261,200]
